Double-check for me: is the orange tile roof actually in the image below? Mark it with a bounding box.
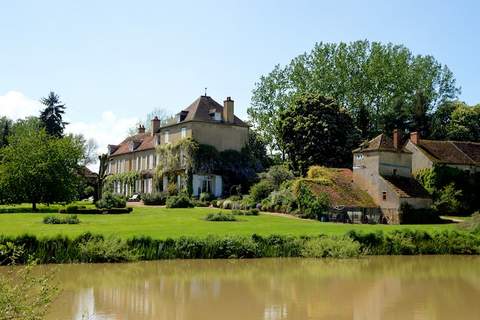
[110,133,155,156]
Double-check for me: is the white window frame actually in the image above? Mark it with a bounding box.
[181,127,187,138]
[165,131,170,143]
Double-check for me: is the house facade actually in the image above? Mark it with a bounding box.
[404,132,480,174]
[106,95,249,197]
[352,130,432,224]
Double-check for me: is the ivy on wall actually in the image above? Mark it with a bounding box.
[414,164,480,215]
[104,171,141,193]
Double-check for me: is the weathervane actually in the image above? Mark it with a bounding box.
[204,87,208,96]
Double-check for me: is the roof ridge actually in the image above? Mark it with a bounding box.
[449,141,476,164]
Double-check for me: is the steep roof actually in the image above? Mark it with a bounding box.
[162,95,248,129]
[416,140,480,165]
[110,133,155,156]
[353,134,409,153]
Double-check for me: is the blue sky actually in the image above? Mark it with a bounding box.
[1,0,479,151]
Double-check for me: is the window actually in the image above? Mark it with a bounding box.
[393,169,397,176]
[202,176,212,193]
[181,127,187,138]
[355,154,364,160]
[165,131,170,143]
[382,192,387,201]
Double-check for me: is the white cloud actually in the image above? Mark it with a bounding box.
[0,91,42,120]
[65,111,139,155]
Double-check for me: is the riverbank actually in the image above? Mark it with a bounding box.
[1,229,479,264]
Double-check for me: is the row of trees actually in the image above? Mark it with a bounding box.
[249,40,479,172]
[249,40,463,155]
[0,92,97,210]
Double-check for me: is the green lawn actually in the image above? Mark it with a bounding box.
[0,205,457,239]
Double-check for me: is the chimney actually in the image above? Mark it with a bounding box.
[410,131,419,145]
[223,97,234,123]
[137,124,145,134]
[393,129,400,150]
[151,116,160,136]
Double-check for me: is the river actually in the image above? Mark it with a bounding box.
[28,256,480,319]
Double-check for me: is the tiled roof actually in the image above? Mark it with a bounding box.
[353,134,409,153]
[417,140,480,165]
[383,176,430,198]
[163,96,248,128]
[110,133,155,156]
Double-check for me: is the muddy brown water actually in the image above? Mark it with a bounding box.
[9,256,480,319]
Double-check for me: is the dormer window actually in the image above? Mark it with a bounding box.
[176,111,188,123]
[209,109,221,121]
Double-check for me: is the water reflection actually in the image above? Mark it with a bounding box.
[37,256,480,319]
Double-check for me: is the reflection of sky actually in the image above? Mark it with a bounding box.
[44,257,480,320]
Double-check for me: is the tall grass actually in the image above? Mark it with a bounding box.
[1,230,479,265]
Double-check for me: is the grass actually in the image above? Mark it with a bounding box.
[0,205,456,239]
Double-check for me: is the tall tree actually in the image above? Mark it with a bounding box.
[0,118,83,210]
[278,93,360,175]
[39,91,67,137]
[409,91,431,137]
[249,40,460,152]
[0,117,12,148]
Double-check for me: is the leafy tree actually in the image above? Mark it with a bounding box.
[430,100,459,139]
[241,130,271,172]
[447,103,480,141]
[380,97,409,134]
[249,40,460,152]
[278,93,360,175]
[97,153,109,200]
[0,118,83,210]
[39,91,67,137]
[409,91,431,137]
[430,101,480,142]
[0,117,12,148]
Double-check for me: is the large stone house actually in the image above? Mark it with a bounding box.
[404,132,480,173]
[353,130,480,223]
[352,130,432,223]
[106,95,249,197]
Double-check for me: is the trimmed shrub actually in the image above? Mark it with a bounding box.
[249,180,275,203]
[142,192,167,205]
[166,195,194,208]
[43,215,80,224]
[65,205,78,213]
[400,203,442,224]
[59,207,132,214]
[95,192,126,209]
[204,212,237,221]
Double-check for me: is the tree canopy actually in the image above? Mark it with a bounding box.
[249,40,460,153]
[278,93,360,175]
[39,91,67,137]
[0,118,83,210]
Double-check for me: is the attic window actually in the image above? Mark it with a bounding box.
[355,154,364,160]
[177,111,188,123]
[209,109,221,121]
[382,192,387,201]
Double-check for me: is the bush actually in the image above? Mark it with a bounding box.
[78,236,139,262]
[262,189,296,213]
[43,215,80,224]
[204,212,237,221]
[65,205,78,213]
[293,181,330,219]
[142,192,167,205]
[232,209,259,216]
[433,183,463,215]
[301,236,360,258]
[166,195,194,208]
[96,192,126,209]
[192,199,209,207]
[249,180,275,203]
[400,203,442,224]
[459,211,480,233]
[240,195,256,209]
[259,165,294,190]
[199,192,213,202]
